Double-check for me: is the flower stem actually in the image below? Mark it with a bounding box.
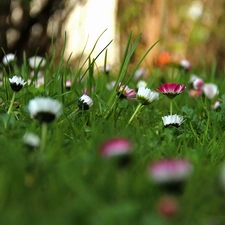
[40,122,48,152]
[170,99,173,115]
[128,103,143,125]
[7,92,16,114]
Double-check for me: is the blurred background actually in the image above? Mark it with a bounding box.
[0,0,224,71]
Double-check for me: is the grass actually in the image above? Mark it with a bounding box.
[0,33,225,225]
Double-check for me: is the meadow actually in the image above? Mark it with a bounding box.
[0,34,225,225]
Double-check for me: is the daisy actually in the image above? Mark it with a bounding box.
[211,100,220,110]
[28,97,62,123]
[2,53,16,66]
[162,114,184,128]
[189,74,200,84]
[9,75,27,92]
[193,78,204,90]
[100,64,112,75]
[78,94,93,110]
[157,83,186,115]
[65,80,72,90]
[28,56,46,69]
[117,83,136,100]
[157,83,186,99]
[133,68,147,81]
[136,80,147,89]
[136,87,159,105]
[28,97,62,152]
[179,59,191,71]
[149,158,192,183]
[128,87,159,125]
[202,83,219,99]
[7,76,27,114]
[189,75,219,99]
[99,137,133,158]
[99,137,133,167]
[148,158,193,194]
[23,132,40,149]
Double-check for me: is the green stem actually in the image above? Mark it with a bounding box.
[58,107,79,124]
[127,103,143,125]
[40,123,48,152]
[104,98,118,120]
[170,99,173,115]
[7,92,16,114]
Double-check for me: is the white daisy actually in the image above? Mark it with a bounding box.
[9,76,27,92]
[2,53,16,66]
[179,59,191,71]
[202,83,219,99]
[189,74,200,84]
[23,132,40,148]
[28,56,46,69]
[100,64,112,74]
[28,97,62,123]
[162,114,184,127]
[136,80,147,89]
[136,87,159,105]
[78,94,93,110]
[133,68,146,81]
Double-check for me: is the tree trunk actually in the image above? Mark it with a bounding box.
[143,0,166,70]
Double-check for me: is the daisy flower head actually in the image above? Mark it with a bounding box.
[136,80,147,89]
[179,59,191,71]
[100,64,112,75]
[28,97,62,124]
[99,137,133,158]
[162,114,184,128]
[133,68,147,81]
[28,56,46,69]
[202,83,219,99]
[65,80,72,90]
[189,74,200,84]
[193,78,204,90]
[99,137,133,167]
[9,76,27,92]
[78,94,93,110]
[148,158,193,193]
[2,53,16,66]
[136,87,159,105]
[117,83,136,99]
[157,83,186,99]
[23,132,40,148]
[211,100,220,110]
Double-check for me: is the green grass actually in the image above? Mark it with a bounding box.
[0,34,225,225]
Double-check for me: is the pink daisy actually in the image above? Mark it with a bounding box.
[157,83,186,99]
[148,158,193,184]
[117,83,136,100]
[99,137,133,158]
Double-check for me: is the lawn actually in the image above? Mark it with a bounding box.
[0,35,225,225]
